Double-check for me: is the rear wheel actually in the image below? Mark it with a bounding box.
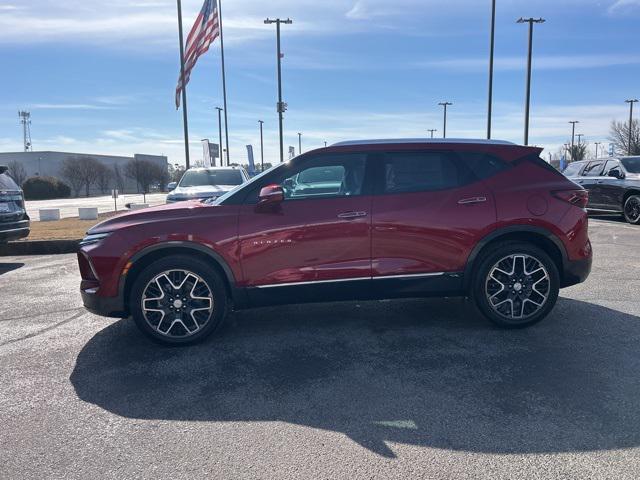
[130,255,228,345]
[472,242,559,328]
[623,195,640,225]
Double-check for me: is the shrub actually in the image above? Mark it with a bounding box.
[22,176,71,200]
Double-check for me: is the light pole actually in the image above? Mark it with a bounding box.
[438,102,452,138]
[324,141,327,147]
[625,99,638,155]
[517,17,545,146]
[576,134,584,146]
[297,132,302,155]
[215,107,223,166]
[595,141,601,159]
[264,17,293,163]
[487,0,496,139]
[258,120,264,172]
[428,129,437,138]
[569,120,579,158]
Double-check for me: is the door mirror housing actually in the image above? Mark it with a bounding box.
[608,169,624,180]
[257,184,284,209]
[167,182,177,191]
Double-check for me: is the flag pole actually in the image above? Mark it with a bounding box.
[217,0,230,166]
[176,0,190,169]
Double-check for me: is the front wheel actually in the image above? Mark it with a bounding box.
[130,255,228,345]
[472,243,560,329]
[623,195,640,225]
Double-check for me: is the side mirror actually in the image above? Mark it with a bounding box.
[608,169,624,179]
[167,182,177,190]
[257,184,284,210]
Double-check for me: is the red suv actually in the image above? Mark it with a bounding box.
[78,139,592,345]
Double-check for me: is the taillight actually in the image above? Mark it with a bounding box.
[552,189,588,208]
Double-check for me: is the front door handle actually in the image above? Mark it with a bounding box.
[337,211,367,219]
[457,196,487,205]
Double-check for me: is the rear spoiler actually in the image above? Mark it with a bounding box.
[0,166,7,174]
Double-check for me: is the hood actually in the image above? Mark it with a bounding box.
[169,184,236,197]
[88,200,205,234]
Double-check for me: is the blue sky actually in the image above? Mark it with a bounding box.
[0,0,639,166]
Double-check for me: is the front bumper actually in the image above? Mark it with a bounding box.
[81,289,127,318]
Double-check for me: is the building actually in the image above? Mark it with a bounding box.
[0,151,168,195]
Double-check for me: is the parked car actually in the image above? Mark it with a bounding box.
[78,139,592,345]
[562,156,640,224]
[0,166,30,243]
[166,166,249,203]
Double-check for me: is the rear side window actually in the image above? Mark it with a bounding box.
[379,151,465,194]
[517,154,565,178]
[562,162,583,177]
[583,161,604,177]
[458,152,510,180]
[0,173,19,191]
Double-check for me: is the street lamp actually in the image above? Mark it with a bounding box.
[264,17,293,163]
[625,99,638,155]
[258,120,264,171]
[576,134,584,146]
[569,121,579,158]
[215,107,223,166]
[487,0,496,139]
[438,102,452,138]
[517,17,545,146]
[297,132,302,155]
[324,141,327,147]
[428,129,437,139]
[595,141,601,159]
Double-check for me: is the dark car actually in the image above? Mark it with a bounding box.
[0,166,30,243]
[77,139,592,345]
[562,156,640,224]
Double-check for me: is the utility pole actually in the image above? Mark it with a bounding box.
[258,120,264,171]
[487,0,496,139]
[264,17,293,163]
[428,129,437,138]
[517,17,545,146]
[625,99,638,155]
[18,111,32,152]
[297,132,302,155]
[438,102,452,138]
[569,120,579,159]
[215,107,223,167]
[595,142,601,159]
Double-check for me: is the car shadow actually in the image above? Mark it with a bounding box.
[70,297,640,458]
[0,262,24,276]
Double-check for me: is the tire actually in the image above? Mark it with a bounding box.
[472,242,560,329]
[130,255,229,346]
[623,195,640,225]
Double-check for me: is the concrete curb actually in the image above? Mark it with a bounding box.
[0,239,80,256]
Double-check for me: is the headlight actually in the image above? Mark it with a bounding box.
[79,232,111,247]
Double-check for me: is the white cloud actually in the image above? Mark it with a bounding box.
[608,0,640,14]
[31,103,114,110]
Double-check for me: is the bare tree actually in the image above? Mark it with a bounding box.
[113,164,126,193]
[95,162,113,194]
[125,159,163,199]
[609,119,640,156]
[60,157,85,197]
[7,160,27,186]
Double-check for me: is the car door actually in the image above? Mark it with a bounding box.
[579,160,606,208]
[237,152,372,293]
[370,149,496,294]
[599,160,625,211]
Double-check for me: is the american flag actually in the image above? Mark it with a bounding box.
[175,0,220,109]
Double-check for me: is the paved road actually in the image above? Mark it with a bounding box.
[25,193,167,220]
[1,218,639,479]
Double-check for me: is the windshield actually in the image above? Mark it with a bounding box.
[621,157,640,173]
[210,163,287,205]
[179,169,243,187]
[0,173,19,191]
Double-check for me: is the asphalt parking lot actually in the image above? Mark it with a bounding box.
[1,216,640,479]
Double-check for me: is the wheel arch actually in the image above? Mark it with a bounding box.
[120,241,245,316]
[463,226,568,291]
[623,189,640,203]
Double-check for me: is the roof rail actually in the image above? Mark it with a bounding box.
[331,138,517,147]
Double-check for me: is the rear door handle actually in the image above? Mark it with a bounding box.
[457,196,487,205]
[337,211,367,219]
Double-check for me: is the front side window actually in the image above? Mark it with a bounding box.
[281,155,365,200]
[180,169,244,187]
[603,160,620,175]
[380,151,462,194]
[582,161,605,177]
